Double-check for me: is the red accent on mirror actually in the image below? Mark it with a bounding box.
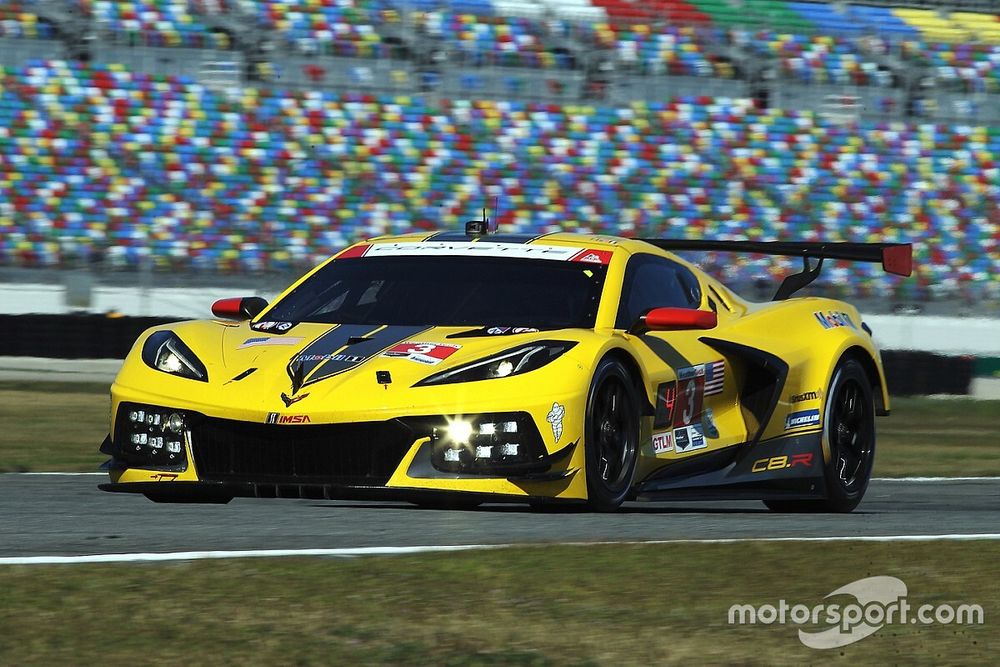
[212,297,246,320]
[881,244,912,277]
[644,307,718,331]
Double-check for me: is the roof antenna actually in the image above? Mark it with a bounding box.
[465,197,492,238]
[491,195,500,233]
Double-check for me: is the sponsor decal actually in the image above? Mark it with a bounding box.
[382,342,461,365]
[674,424,707,454]
[280,392,309,407]
[364,241,588,262]
[150,473,179,481]
[295,353,365,363]
[652,431,674,454]
[785,409,821,430]
[569,248,614,264]
[814,311,856,330]
[702,407,720,439]
[266,413,311,425]
[239,336,304,349]
[751,453,814,473]
[291,324,430,387]
[486,326,540,335]
[546,402,565,443]
[449,326,543,338]
[251,321,296,333]
[790,390,821,403]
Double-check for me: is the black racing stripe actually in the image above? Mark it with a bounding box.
[289,324,373,386]
[299,324,432,387]
[483,234,540,244]
[639,335,691,372]
[424,232,470,242]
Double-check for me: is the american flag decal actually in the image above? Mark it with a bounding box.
[704,360,725,396]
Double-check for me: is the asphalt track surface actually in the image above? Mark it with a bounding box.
[2,475,999,558]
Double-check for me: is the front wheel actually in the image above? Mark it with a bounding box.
[765,358,876,513]
[584,358,641,512]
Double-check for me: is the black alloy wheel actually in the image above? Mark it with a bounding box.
[764,357,876,513]
[584,358,640,512]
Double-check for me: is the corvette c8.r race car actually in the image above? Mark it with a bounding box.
[99,225,912,512]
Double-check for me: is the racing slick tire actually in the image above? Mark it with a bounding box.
[764,357,876,513]
[584,358,641,512]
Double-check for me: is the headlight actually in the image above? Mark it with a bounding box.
[113,402,192,470]
[141,331,208,382]
[414,341,577,386]
[429,413,547,474]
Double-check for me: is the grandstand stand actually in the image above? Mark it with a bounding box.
[0,59,996,301]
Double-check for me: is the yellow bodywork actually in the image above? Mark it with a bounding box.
[105,233,890,501]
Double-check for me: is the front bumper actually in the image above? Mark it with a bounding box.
[101,401,587,501]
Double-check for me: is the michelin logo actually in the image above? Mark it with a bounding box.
[785,409,821,430]
[546,402,565,443]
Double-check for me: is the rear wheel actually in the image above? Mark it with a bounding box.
[584,358,640,512]
[764,358,875,513]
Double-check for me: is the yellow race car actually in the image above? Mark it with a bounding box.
[99,224,911,512]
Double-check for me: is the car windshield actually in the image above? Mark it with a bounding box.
[264,255,608,328]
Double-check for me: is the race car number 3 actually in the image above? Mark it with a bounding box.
[673,375,705,427]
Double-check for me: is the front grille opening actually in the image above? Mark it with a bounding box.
[191,419,415,486]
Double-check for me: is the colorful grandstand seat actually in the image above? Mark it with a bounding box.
[0,59,997,297]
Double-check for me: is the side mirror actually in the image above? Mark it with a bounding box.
[632,307,717,334]
[212,296,269,321]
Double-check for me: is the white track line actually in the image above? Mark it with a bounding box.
[4,534,1000,565]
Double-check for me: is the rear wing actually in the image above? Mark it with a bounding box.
[639,239,912,300]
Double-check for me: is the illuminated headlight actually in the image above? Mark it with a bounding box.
[114,402,191,470]
[494,360,515,378]
[429,413,544,474]
[415,341,576,386]
[446,419,474,445]
[141,331,208,382]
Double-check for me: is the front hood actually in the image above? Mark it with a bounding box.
[124,321,583,419]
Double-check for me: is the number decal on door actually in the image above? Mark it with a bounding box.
[673,373,705,428]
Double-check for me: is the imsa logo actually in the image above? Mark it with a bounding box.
[266,413,311,425]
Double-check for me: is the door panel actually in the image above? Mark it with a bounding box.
[613,253,749,479]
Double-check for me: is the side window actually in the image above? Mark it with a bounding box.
[615,254,702,329]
